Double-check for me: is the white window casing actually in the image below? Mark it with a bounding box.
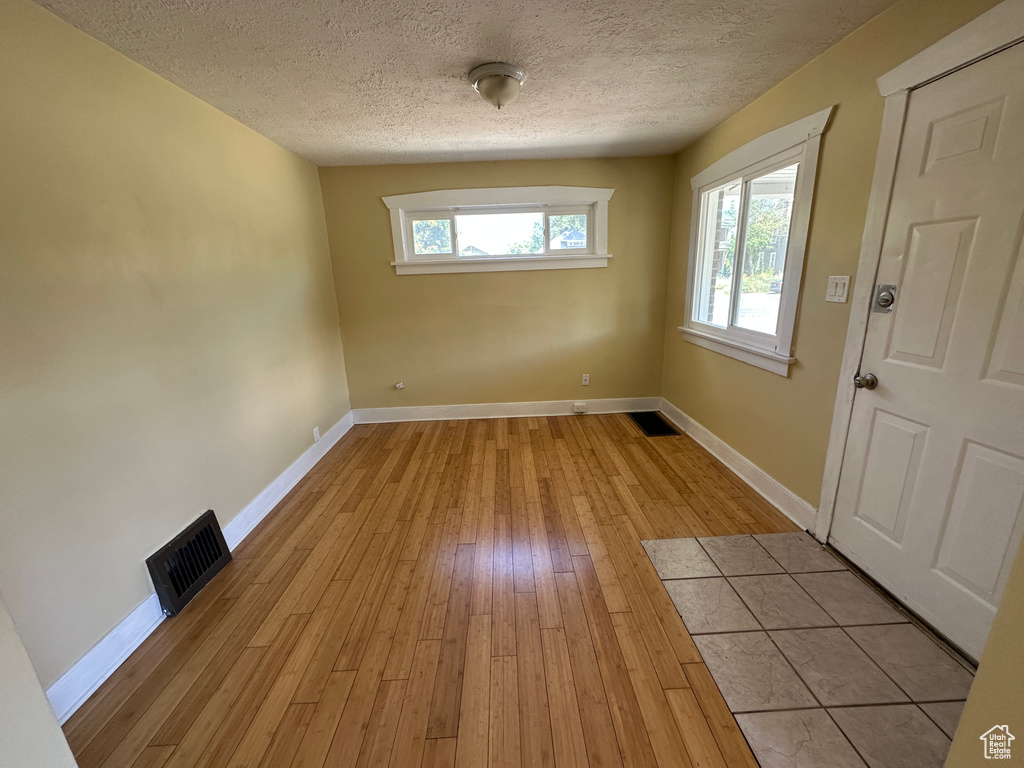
[680,105,835,376]
[382,186,614,275]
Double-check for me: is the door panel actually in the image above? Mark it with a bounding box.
[986,223,1024,387]
[922,97,1003,174]
[830,41,1024,661]
[853,410,928,543]
[935,442,1024,603]
[887,218,975,367]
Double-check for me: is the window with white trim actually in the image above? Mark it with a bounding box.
[681,106,834,376]
[383,186,614,274]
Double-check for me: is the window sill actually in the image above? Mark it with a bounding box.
[679,327,795,377]
[393,254,611,275]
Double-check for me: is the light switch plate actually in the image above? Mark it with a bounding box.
[826,275,850,303]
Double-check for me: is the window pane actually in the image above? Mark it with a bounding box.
[735,163,798,334]
[695,180,742,328]
[549,214,588,250]
[412,219,452,255]
[455,212,544,256]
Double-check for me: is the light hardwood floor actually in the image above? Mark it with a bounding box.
[63,413,798,768]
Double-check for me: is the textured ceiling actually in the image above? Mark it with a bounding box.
[35,0,897,166]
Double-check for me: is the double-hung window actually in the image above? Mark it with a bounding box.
[383,186,614,274]
[682,107,833,376]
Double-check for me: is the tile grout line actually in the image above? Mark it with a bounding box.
[708,534,899,768]
[692,535,831,713]
[649,534,971,756]
[824,546,978,673]
[822,706,873,767]
[653,532,964,765]
[914,701,965,741]
[836,624,919,706]
[712,536,867,767]
[836,622,970,728]
[735,698,967,716]
[684,619,913,637]
[675,535,813,767]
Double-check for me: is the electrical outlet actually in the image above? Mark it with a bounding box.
[395,381,405,390]
[313,427,320,442]
[581,374,590,386]
[573,402,588,414]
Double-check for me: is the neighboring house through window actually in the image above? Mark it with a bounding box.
[681,106,834,375]
[552,229,587,249]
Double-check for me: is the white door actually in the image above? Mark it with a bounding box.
[830,41,1024,661]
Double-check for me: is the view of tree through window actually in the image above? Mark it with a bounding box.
[485,213,588,254]
[456,212,544,256]
[412,218,452,255]
[412,211,591,258]
[695,180,741,329]
[735,164,797,333]
[694,164,797,334]
[388,187,612,273]
[506,218,545,254]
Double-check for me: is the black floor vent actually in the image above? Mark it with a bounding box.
[146,510,231,617]
[629,411,680,437]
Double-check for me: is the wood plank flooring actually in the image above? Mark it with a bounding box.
[63,413,797,768]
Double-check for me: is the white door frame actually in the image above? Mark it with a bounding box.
[814,0,1024,542]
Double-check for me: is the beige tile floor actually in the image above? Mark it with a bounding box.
[643,532,975,768]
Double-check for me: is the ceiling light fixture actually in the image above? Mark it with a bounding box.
[469,62,527,109]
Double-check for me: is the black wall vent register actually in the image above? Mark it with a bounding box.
[629,411,681,437]
[146,509,231,617]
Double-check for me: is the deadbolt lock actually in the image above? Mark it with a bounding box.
[872,284,897,313]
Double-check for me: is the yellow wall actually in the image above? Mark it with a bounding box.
[319,158,674,409]
[947,547,1024,765]
[0,595,78,767]
[1,0,1015,733]
[660,6,1024,755]
[661,0,1002,504]
[0,0,349,687]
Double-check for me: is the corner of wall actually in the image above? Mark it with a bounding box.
[312,164,353,415]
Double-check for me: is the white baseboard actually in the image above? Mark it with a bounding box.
[659,399,817,531]
[44,398,810,723]
[45,593,165,725]
[222,411,355,549]
[352,396,814,529]
[352,397,661,424]
[45,411,355,724]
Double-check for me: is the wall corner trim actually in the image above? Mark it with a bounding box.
[45,410,355,724]
[659,398,817,530]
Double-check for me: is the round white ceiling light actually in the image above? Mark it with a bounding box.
[469,62,527,109]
